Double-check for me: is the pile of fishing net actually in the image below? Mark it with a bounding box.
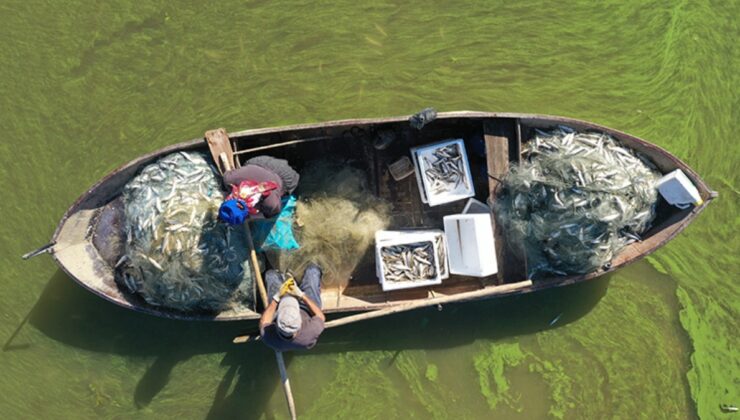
[117,152,256,313]
[493,127,662,278]
[271,160,391,287]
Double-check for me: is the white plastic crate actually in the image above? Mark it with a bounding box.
[375,230,443,291]
[410,139,475,206]
[376,230,449,280]
[443,213,498,277]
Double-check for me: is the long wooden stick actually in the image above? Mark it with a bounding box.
[324,280,532,329]
[275,351,296,419]
[21,242,55,260]
[232,279,533,344]
[245,225,268,307]
[232,136,331,156]
[244,224,297,420]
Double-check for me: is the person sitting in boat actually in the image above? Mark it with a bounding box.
[259,264,325,351]
[218,156,299,224]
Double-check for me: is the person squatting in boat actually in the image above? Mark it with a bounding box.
[218,156,299,224]
[259,265,326,351]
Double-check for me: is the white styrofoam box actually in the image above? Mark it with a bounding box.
[375,230,443,291]
[462,198,490,214]
[409,148,429,203]
[443,213,498,277]
[657,169,703,209]
[376,229,449,280]
[411,139,475,206]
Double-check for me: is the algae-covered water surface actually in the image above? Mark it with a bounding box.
[0,1,737,419]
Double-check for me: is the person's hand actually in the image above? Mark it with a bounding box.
[287,283,305,300]
[273,277,295,302]
[279,278,294,296]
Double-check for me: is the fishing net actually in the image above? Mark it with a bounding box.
[118,151,256,313]
[271,160,391,288]
[492,127,662,279]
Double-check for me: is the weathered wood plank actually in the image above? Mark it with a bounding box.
[484,121,528,283]
[205,128,235,175]
[484,134,509,196]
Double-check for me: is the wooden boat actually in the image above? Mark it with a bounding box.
[41,111,716,323]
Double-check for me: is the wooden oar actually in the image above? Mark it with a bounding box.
[274,350,296,418]
[246,226,268,307]
[324,279,532,328]
[244,224,297,420]
[232,279,533,344]
[204,128,296,418]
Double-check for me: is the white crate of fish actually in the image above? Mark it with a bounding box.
[411,139,475,207]
[375,231,443,291]
[376,230,449,280]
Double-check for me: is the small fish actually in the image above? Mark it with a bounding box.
[123,274,138,293]
[557,125,574,133]
[147,256,164,271]
[549,313,563,326]
[578,137,598,147]
[180,152,196,163]
[613,197,626,214]
[600,213,620,222]
[115,255,129,268]
[622,231,642,242]
[633,210,650,220]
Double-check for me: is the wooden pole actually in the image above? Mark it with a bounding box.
[232,279,533,344]
[323,280,533,329]
[275,351,297,420]
[244,223,297,420]
[232,136,332,156]
[247,225,268,308]
[205,128,295,418]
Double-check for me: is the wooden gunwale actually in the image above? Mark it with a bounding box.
[49,111,716,322]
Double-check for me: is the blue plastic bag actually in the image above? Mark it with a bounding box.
[250,196,300,251]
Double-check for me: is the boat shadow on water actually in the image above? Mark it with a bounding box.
[21,269,610,417]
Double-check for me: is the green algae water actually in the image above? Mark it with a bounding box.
[1,0,737,418]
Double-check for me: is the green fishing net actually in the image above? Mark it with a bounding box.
[117,151,256,313]
[270,160,391,288]
[492,127,662,279]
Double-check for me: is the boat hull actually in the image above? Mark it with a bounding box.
[48,111,715,322]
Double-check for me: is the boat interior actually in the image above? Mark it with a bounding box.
[53,113,713,320]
